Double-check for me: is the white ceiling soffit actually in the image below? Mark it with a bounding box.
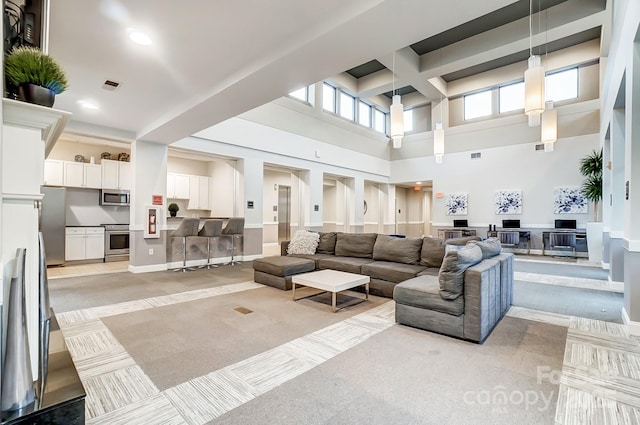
[48,0,515,145]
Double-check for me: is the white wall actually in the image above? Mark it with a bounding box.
[65,188,130,225]
[209,159,236,217]
[167,156,209,176]
[48,139,130,163]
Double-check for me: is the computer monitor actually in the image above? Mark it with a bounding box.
[554,219,577,229]
[502,219,520,229]
[453,219,468,228]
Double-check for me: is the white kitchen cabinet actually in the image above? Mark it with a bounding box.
[84,163,102,189]
[188,175,210,210]
[63,161,85,187]
[167,173,190,199]
[65,227,105,261]
[44,159,64,186]
[102,159,131,190]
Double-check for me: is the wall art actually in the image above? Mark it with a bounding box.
[495,190,522,215]
[446,192,468,215]
[553,187,587,214]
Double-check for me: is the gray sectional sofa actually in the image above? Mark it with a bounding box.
[252,232,514,343]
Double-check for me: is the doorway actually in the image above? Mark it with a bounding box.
[278,185,291,242]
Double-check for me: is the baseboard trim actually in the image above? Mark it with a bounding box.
[241,254,262,262]
[622,307,640,336]
[528,249,544,256]
[601,261,610,270]
[128,263,167,273]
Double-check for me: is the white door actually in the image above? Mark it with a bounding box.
[85,228,105,259]
[65,233,85,260]
[174,174,190,199]
[101,160,119,189]
[199,176,210,210]
[63,161,84,187]
[118,162,132,190]
[84,164,102,189]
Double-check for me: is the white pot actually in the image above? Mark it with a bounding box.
[586,221,604,263]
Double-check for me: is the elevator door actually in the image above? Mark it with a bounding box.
[278,186,291,242]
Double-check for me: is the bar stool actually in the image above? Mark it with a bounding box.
[170,218,200,272]
[198,219,223,269]
[222,217,245,266]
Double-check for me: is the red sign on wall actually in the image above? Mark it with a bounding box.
[152,195,163,206]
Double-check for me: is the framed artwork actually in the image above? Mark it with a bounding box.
[446,193,468,215]
[495,190,522,215]
[553,187,587,214]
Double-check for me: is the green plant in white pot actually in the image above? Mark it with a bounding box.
[4,46,68,107]
[580,149,603,263]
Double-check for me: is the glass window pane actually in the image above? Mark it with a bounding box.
[289,87,307,101]
[358,101,371,127]
[403,109,413,132]
[464,90,492,120]
[546,68,578,102]
[323,83,335,112]
[339,92,355,120]
[374,109,385,133]
[499,81,524,113]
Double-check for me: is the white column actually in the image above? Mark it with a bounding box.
[610,109,625,283]
[237,157,263,258]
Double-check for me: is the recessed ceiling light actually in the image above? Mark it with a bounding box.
[129,31,152,46]
[78,100,98,110]
[416,181,422,185]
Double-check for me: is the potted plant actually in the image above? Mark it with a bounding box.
[580,149,603,263]
[168,203,179,217]
[4,46,68,107]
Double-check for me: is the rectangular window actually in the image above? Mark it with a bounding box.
[322,83,336,112]
[373,109,385,133]
[499,81,524,113]
[546,68,578,102]
[289,87,307,102]
[403,109,414,132]
[464,90,492,120]
[339,92,355,121]
[358,101,371,127]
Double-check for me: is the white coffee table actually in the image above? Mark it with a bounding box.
[292,269,370,312]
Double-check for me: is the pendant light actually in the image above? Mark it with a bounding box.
[434,122,445,163]
[390,52,404,148]
[524,0,544,127]
[541,100,557,152]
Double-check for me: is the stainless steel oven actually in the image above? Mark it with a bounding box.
[104,224,130,262]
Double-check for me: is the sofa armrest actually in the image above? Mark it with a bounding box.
[280,240,290,256]
[462,258,501,343]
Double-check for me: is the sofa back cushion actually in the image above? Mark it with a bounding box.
[445,235,481,246]
[467,237,502,259]
[439,244,483,300]
[373,235,423,265]
[420,237,446,267]
[334,232,378,258]
[316,232,337,255]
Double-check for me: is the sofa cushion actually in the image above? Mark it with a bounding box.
[467,237,502,259]
[420,237,446,267]
[372,235,423,265]
[417,267,440,277]
[253,256,315,277]
[316,232,337,254]
[317,256,374,274]
[288,253,334,269]
[439,244,483,300]
[334,233,378,258]
[287,230,320,255]
[361,261,427,283]
[394,275,464,316]
[445,235,482,246]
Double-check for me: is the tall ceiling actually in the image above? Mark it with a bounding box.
[47,0,607,145]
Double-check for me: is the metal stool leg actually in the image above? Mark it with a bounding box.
[204,237,218,269]
[174,236,195,272]
[225,235,242,266]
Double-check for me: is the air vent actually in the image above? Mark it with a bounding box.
[535,144,545,151]
[102,80,121,91]
[470,152,481,159]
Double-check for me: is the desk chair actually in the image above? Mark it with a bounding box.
[222,217,245,266]
[497,231,520,248]
[198,219,223,269]
[549,232,576,257]
[170,218,200,272]
[444,230,463,240]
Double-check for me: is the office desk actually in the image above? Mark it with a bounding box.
[542,230,587,258]
[488,229,531,254]
[437,229,476,240]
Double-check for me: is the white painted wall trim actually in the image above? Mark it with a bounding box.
[623,238,640,252]
[529,249,544,256]
[245,223,263,229]
[622,307,640,336]
[601,261,610,270]
[128,263,168,273]
[610,231,624,239]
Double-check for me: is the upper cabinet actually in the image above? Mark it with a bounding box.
[167,173,190,199]
[44,159,64,186]
[101,159,131,190]
[44,159,103,189]
[188,175,210,210]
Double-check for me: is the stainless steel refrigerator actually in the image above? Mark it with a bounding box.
[40,186,66,266]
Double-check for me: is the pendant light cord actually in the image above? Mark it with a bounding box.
[529,0,533,56]
[392,51,396,95]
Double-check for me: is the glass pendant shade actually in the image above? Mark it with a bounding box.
[541,101,557,148]
[434,122,445,163]
[390,94,404,148]
[524,55,545,127]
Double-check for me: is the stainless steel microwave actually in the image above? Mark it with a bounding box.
[100,189,130,206]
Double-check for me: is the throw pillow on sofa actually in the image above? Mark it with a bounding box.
[373,234,423,265]
[438,244,483,300]
[420,237,446,267]
[287,230,320,255]
[316,232,337,254]
[467,237,502,259]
